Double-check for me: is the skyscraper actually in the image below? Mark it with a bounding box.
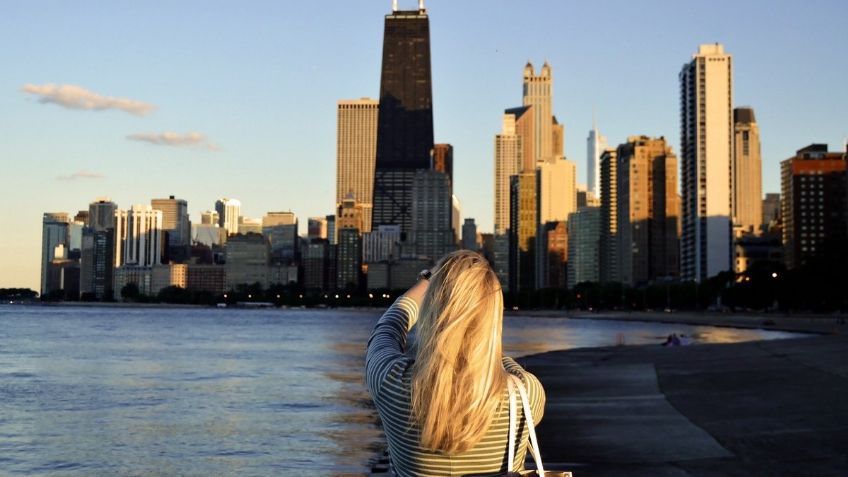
[733,107,763,236]
[762,192,781,234]
[308,217,328,240]
[616,136,681,286]
[337,98,378,234]
[509,172,537,293]
[461,218,478,251]
[523,61,555,163]
[535,158,576,288]
[587,121,608,198]
[432,143,453,183]
[215,198,241,236]
[41,212,70,296]
[81,197,117,300]
[263,211,298,264]
[494,111,524,235]
[151,195,190,262]
[680,43,733,281]
[337,194,364,290]
[599,148,619,284]
[536,159,577,225]
[411,170,455,260]
[114,205,163,268]
[88,197,117,232]
[372,1,434,239]
[567,206,601,287]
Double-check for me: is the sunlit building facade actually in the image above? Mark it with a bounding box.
[680,43,733,281]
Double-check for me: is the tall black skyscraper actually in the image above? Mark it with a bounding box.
[372,1,434,240]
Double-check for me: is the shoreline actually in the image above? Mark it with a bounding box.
[369,314,845,475]
[7,301,847,331]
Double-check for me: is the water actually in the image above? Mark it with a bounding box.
[0,305,800,476]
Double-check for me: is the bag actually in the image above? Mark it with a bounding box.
[502,375,572,477]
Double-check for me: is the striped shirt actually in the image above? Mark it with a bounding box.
[366,296,546,476]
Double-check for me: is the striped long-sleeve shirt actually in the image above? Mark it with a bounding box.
[366,296,546,476]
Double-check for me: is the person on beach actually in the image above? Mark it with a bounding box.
[366,250,546,476]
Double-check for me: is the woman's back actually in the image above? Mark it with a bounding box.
[367,297,545,476]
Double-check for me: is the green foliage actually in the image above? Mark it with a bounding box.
[0,288,38,300]
[120,283,140,301]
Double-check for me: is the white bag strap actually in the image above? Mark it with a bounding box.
[507,376,517,471]
[508,374,545,474]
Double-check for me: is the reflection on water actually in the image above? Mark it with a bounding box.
[0,306,798,475]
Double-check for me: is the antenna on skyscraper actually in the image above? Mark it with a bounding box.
[392,0,398,11]
[419,0,425,10]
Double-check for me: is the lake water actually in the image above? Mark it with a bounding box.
[0,305,800,476]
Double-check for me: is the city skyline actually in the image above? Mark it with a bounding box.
[3,0,847,291]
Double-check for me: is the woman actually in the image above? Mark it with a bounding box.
[366,250,545,476]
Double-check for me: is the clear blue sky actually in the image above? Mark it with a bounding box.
[1,0,846,291]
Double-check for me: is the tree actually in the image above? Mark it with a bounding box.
[121,283,140,301]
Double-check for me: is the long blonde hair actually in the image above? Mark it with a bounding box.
[411,250,508,454]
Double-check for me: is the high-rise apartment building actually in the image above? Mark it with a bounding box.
[432,143,453,183]
[587,123,608,199]
[536,159,577,225]
[599,148,619,284]
[541,221,568,289]
[780,144,848,270]
[263,211,297,227]
[337,195,364,290]
[201,210,219,226]
[451,195,461,247]
[41,212,70,296]
[535,158,576,288]
[337,98,378,233]
[461,218,478,251]
[509,172,537,293]
[224,233,270,290]
[372,2,434,239]
[762,193,781,234]
[151,195,190,262]
[411,170,455,260]
[80,198,117,300]
[733,107,762,236]
[215,198,241,236]
[308,217,328,240]
[494,112,524,235]
[680,43,733,281]
[567,206,601,287]
[238,217,262,235]
[263,212,298,264]
[616,136,681,286]
[80,227,114,300]
[363,225,402,263]
[88,198,117,232]
[326,214,337,245]
[114,205,163,268]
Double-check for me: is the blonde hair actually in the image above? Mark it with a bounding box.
[411,250,508,454]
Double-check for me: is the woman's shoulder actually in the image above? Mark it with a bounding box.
[502,356,546,414]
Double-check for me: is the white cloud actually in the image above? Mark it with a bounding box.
[22,84,155,116]
[57,171,104,181]
[127,131,220,151]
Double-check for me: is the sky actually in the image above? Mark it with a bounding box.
[1,0,846,291]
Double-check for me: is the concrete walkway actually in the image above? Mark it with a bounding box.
[519,333,848,476]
